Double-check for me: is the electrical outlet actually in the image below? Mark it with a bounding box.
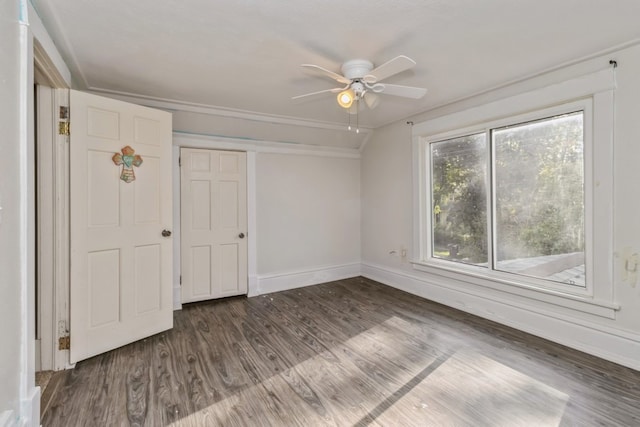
[627,253,638,287]
[621,247,638,286]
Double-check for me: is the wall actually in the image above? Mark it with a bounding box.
[0,0,23,421]
[361,43,640,370]
[173,133,361,300]
[256,152,361,292]
[0,0,39,425]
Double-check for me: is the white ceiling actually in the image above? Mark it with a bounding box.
[32,0,640,130]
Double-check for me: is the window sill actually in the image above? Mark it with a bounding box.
[411,260,619,319]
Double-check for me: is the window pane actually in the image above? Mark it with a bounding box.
[493,112,585,286]
[430,133,487,266]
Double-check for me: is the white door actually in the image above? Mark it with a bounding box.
[180,148,248,303]
[70,90,173,363]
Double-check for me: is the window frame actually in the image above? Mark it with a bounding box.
[411,68,617,317]
[422,100,593,296]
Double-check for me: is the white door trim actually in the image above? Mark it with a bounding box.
[36,86,72,371]
[36,85,54,371]
[32,8,73,371]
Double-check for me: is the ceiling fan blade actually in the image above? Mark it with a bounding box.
[363,55,416,83]
[379,83,427,99]
[301,64,351,84]
[291,87,343,102]
[363,92,380,109]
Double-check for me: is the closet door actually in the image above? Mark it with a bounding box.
[181,148,247,303]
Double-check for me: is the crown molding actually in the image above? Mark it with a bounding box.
[30,0,89,88]
[88,88,374,135]
[173,132,361,159]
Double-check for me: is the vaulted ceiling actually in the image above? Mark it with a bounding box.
[32,0,640,132]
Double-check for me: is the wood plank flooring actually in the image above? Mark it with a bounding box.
[41,277,640,426]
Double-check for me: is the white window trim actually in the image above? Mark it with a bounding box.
[411,68,617,317]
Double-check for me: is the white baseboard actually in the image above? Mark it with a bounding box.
[4,385,41,427]
[0,411,14,427]
[24,386,40,427]
[172,286,182,311]
[255,263,361,296]
[247,274,259,297]
[361,261,640,371]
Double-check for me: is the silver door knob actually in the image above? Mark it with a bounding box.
[162,229,172,237]
[238,232,245,239]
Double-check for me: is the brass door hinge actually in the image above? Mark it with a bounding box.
[59,106,69,119]
[58,336,70,350]
[59,106,70,136]
[58,121,70,136]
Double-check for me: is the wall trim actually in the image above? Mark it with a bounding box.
[89,89,374,135]
[21,386,40,427]
[248,274,259,297]
[27,2,71,87]
[246,152,258,296]
[171,145,182,311]
[2,386,42,427]
[172,287,182,311]
[174,132,360,159]
[361,262,640,371]
[410,261,618,318]
[0,411,14,427]
[255,263,361,296]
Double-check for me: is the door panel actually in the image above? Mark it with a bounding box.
[134,244,162,314]
[181,148,247,303]
[87,250,120,327]
[134,155,161,223]
[70,90,173,363]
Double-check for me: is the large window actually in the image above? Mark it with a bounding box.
[414,70,616,314]
[427,107,587,289]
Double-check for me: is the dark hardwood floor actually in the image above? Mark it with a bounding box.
[41,277,640,426]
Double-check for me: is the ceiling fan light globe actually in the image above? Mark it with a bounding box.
[337,89,354,109]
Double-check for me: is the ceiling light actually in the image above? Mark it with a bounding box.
[337,89,355,109]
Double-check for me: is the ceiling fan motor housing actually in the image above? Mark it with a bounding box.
[341,59,374,80]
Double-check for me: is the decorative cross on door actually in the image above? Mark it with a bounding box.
[112,145,143,183]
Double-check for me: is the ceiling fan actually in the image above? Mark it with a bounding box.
[292,55,427,111]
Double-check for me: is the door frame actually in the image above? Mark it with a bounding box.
[33,17,73,370]
[35,85,72,371]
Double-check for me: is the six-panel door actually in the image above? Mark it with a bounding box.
[69,90,173,363]
[180,148,248,303]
